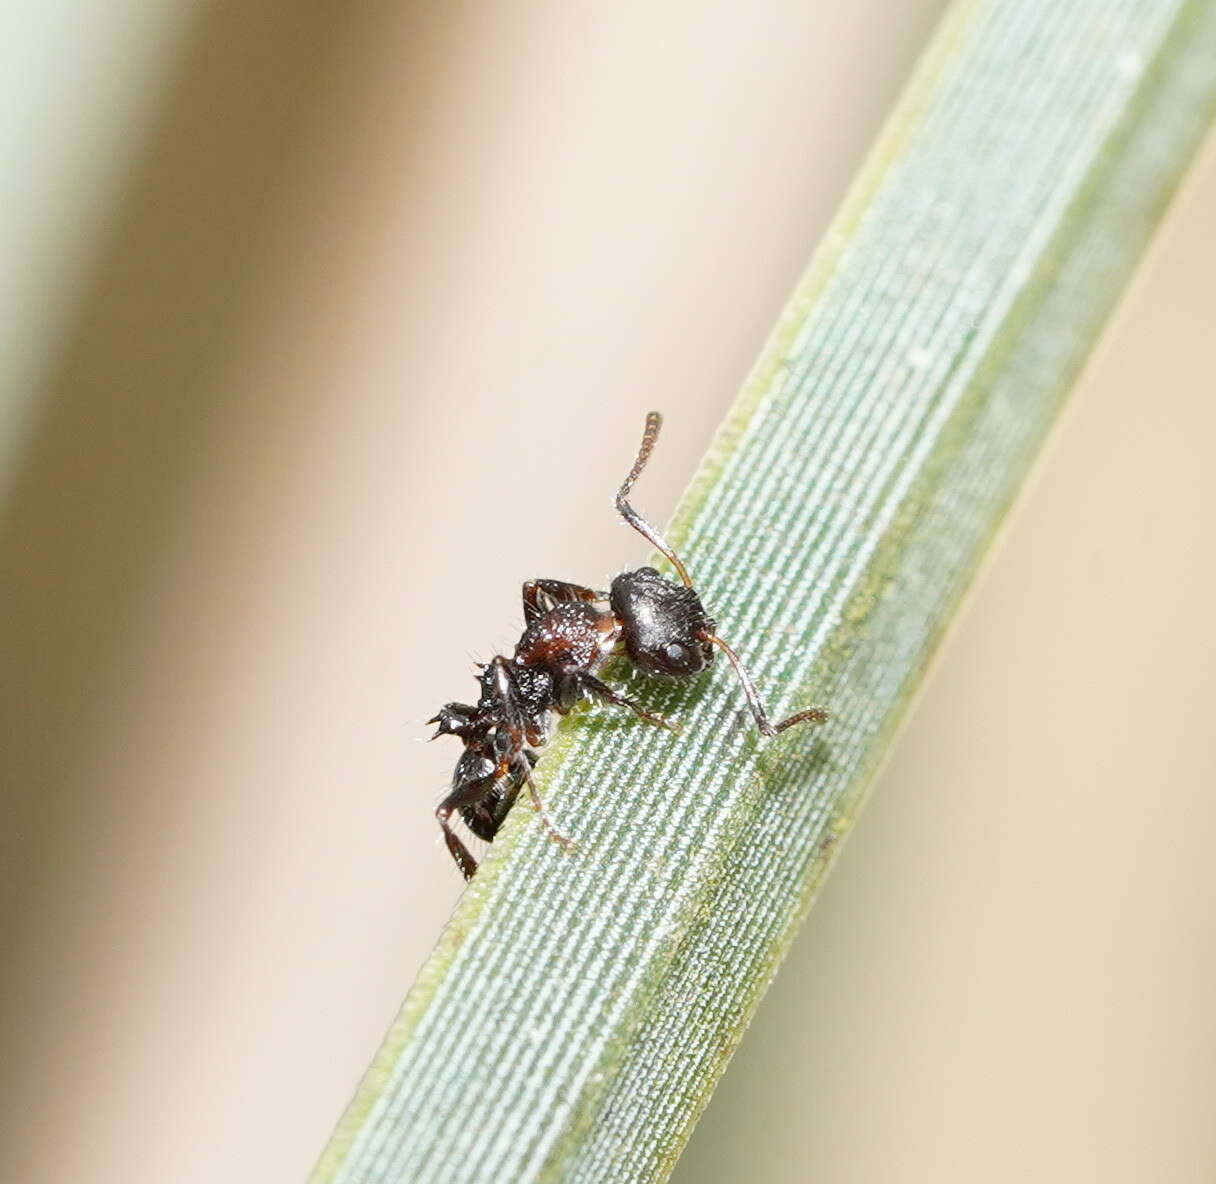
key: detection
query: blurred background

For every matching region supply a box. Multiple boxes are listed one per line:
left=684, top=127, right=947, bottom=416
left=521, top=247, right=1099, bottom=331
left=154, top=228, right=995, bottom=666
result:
left=2, top=2, right=1213, bottom=1182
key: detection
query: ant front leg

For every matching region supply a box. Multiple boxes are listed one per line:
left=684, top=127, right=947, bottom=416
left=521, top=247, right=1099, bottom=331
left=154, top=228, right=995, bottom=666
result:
left=698, top=631, right=828, bottom=737
left=574, top=672, right=680, bottom=732
left=521, top=579, right=605, bottom=623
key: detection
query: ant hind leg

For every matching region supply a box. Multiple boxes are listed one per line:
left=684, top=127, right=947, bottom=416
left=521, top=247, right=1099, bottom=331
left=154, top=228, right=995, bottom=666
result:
left=516, top=756, right=578, bottom=854
left=436, top=800, right=481, bottom=881
left=436, top=761, right=500, bottom=881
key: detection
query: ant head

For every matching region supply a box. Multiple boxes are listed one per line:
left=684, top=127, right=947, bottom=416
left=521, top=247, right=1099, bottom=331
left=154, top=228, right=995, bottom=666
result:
left=611, top=413, right=719, bottom=678
left=610, top=567, right=715, bottom=678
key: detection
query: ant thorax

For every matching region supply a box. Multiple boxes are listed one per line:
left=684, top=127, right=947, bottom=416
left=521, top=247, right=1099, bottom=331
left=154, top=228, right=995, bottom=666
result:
left=513, top=602, right=620, bottom=678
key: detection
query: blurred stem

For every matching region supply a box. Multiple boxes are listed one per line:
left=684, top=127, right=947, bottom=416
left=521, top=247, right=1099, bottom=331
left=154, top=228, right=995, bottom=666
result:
left=314, top=2, right=1216, bottom=1182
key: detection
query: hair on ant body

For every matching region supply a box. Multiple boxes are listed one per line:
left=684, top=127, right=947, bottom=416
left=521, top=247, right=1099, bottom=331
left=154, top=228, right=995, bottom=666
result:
left=428, top=412, right=827, bottom=880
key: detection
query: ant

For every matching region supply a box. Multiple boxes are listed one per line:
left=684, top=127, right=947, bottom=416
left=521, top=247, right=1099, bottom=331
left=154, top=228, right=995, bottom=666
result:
left=428, top=412, right=827, bottom=880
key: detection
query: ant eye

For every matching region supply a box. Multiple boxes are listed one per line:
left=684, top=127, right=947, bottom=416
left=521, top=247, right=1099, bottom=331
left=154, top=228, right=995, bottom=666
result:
left=664, top=642, right=687, bottom=664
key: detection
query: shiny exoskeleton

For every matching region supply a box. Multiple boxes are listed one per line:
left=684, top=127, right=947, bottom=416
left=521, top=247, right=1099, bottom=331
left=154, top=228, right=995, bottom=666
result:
left=428, top=412, right=827, bottom=879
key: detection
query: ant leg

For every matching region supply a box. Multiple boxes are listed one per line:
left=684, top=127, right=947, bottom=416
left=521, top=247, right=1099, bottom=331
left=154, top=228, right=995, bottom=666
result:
left=577, top=673, right=680, bottom=732
left=516, top=756, right=578, bottom=853
left=699, top=632, right=828, bottom=737
left=522, top=579, right=606, bottom=623
left=436, top=772, right=497, bottom=881
left=485, top=658, right=574, bottom=852
left=440, top=824, right=478, bottom=882
left=487, top=657, right=529, bottom=754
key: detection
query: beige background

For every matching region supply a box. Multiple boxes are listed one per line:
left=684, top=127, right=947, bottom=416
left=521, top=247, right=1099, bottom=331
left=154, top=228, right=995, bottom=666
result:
left=2, top=2, right=1213, bottom=1182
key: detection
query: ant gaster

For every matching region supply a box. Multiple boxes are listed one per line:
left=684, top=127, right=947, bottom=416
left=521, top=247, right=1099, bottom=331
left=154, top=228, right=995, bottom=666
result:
left=428, top=412, right=827, bottom=880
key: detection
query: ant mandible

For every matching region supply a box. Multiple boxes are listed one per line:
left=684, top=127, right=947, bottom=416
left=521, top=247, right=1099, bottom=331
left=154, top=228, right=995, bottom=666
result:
left=428, top=412, right=827, bottom=880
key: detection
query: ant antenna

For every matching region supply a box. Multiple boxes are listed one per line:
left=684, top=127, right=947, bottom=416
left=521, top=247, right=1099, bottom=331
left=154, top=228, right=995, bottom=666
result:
left=698, top=632, right=829, bottom=737
left=616, top=411, right=694, bottom=587
left=619, top=411, right=828, bottom=737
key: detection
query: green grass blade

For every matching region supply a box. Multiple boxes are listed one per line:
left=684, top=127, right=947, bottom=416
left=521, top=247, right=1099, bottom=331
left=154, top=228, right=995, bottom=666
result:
left=314, top=2, right=1216, bottom=1181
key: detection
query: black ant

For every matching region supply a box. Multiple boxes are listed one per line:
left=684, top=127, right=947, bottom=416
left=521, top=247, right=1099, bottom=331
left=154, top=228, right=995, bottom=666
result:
left=428, top=412, right=827, bottom=880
